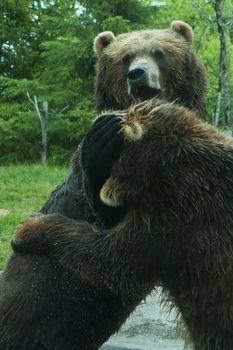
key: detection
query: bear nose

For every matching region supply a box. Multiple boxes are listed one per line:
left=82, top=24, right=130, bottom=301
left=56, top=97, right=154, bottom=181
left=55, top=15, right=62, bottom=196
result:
left=127, top=67, right=147, bottom=82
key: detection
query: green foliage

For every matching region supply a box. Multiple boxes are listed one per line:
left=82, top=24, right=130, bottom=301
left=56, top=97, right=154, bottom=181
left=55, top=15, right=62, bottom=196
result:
left=102, top=16, right=131, bottom=34
left=79, top=0, right=157, bottom=27
left=0, top=0, right=232, bottom=164
left=0, top=0, right=34, bottom=78
left=0, top=77, right=40, bottom=162
left=0, top=164, right=66, bottom=268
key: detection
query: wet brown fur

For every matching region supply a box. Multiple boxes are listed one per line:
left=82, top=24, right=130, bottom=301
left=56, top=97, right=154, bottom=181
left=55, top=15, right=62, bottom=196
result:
left=0, top=21, right=212, bottom=349
left=14, top=99, right=233, bottom=349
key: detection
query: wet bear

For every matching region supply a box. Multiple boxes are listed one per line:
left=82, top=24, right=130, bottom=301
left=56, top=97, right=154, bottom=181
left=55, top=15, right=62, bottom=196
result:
left=15, top=100, right=233, bottom=350
left=0, top=21, right=208, bottom=349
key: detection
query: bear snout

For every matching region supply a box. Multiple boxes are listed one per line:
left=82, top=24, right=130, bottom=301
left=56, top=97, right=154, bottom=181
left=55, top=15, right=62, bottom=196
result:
left=127, top=60, right=161, bottom=102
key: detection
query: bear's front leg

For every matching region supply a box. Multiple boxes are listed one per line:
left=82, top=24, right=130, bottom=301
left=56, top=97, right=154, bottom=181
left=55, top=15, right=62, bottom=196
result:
left=12, top=214, right=99, bottom=256
left=12, top=212, right=155, bottom=294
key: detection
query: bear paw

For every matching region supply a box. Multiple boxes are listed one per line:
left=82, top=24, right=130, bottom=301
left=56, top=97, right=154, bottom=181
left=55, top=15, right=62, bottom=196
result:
left=100, top=176, right=125, bottom=207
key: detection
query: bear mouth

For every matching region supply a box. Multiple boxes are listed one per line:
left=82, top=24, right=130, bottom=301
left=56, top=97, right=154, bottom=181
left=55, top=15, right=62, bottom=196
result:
left=130, top=85, right=161, bottom=101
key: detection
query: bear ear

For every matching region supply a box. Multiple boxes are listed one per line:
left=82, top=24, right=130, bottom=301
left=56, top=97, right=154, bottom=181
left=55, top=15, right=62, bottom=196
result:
left=171, top=20, right=194, bottom=43
left=94, top=31, right=115, bottom=56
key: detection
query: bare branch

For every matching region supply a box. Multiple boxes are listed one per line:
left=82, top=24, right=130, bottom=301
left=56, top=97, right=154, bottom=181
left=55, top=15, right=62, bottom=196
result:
left=33, top=95, right=42, bottom=122
left=27, top=92, right=48, bottom=165
left=57, top=105, right=69, bottom=117
left=51, top=105, right=69, bottom=117
left=27, top=92, right=69, bottom=164
left=26, top=92, right=35, bottom=106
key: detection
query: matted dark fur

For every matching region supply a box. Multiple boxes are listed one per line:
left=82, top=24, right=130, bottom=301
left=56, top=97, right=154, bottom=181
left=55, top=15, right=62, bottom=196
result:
left=14, top=100, right=233, bottom=350
left=0, top=21, right=210, bottom=349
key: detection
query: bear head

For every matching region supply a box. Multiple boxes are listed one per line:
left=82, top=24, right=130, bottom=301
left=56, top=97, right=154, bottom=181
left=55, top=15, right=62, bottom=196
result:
left=94, top=21, right=207, bottom=118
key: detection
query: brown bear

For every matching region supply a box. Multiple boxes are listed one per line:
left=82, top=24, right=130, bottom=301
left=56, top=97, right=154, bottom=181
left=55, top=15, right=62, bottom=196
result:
left=14, top=99, right=233, bottom=350
left=0, top=21, right=208, bottom=349
left=41, top=19, right=207, bottom=227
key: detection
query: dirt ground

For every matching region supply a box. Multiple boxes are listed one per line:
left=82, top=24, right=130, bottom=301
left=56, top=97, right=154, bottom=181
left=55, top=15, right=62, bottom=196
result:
left=101, top=288, right=192, bottom=350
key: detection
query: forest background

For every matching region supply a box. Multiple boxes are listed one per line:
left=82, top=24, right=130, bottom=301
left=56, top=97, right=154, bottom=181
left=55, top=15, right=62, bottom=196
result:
left=0, top=0, right=233, bottom=165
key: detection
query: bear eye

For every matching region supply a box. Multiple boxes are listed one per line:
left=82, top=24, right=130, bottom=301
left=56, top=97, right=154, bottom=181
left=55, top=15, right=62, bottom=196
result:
left=151, top=48, right=165, bottom=61
left=122, top=51, right=135, bottom=65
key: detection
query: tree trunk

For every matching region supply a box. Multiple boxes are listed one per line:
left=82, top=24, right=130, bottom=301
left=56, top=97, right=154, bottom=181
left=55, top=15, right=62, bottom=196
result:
left=27, top=93, right=48, bottom=165
left=40, top=101, right=48, bottom=166
left=213, top=68, right=222, bottom=127
left=214, top=0, right=232, bottom=135
left=40, top=119, right=47, bottom=165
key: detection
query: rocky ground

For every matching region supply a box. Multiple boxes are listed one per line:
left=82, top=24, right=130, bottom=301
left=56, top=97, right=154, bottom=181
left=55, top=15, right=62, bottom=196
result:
left=101, top=288, right=192, bottom=350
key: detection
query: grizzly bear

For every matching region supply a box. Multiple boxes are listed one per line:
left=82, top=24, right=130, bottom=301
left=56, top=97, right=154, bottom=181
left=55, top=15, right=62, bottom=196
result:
left=14, top=100, right=233, bottom=350
left=0, top=21, right=208, bottom=349
left=41, top=19, right=207, bottom=227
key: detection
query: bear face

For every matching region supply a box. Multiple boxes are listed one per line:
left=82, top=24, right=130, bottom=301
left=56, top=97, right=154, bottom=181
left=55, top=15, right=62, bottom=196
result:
left=94, top=21, right=207, bottom=118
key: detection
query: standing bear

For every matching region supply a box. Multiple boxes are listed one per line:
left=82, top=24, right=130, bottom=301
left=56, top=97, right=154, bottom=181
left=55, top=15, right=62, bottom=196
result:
left=15, top=99, right=233, bottom=350
left=41, top=19, right=207, bottom=227
left=0, top=21, right=207, bottom=349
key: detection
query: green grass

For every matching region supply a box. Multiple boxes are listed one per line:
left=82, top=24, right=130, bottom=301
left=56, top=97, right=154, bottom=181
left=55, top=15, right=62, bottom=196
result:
left=0, top=164, right=67, bottom=268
